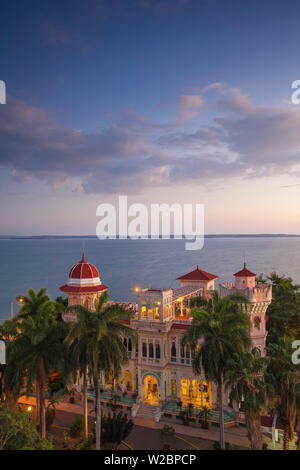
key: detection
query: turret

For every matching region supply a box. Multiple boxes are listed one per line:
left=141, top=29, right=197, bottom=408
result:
left=60, top=252, right=108, bottom=314
left=219, top=263, right=272, bottom=357
left=234, top=263, right=256, bottom=289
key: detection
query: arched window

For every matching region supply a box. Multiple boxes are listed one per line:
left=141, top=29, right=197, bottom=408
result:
left=142, top=342, right=147, bottom=357
left=128, top=338, right=132, bottom=352
left=149, top=342, right=154, bottom=358
left=123, top=337, right=128, bottom=348
left=186, top=345, right=190, bottom=359
left=254, top=316, right=261, bottom=329
left=141, top=306, right=147, bottom=319
left=171, top=342, right=176, bottom=358
left=156, top=342, right=160, bottom=359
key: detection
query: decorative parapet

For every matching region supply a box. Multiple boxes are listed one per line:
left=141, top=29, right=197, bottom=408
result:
left=219, top=282, right=272, bottom=303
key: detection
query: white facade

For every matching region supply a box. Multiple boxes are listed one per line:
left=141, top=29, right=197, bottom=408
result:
left=63, top=261, right=271, bottom=417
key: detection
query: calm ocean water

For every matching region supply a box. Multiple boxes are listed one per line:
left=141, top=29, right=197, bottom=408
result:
left=0, top=237, right=300, bottom=321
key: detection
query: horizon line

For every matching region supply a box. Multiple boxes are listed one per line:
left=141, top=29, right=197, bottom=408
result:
left=1, top=233, right=300, bottom=239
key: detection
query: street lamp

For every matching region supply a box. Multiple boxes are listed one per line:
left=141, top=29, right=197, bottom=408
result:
left=10, top=296, right=25, bottom=320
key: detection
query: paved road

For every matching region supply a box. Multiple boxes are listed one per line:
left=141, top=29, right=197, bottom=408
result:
left=52, top=409, right=199, bottom=450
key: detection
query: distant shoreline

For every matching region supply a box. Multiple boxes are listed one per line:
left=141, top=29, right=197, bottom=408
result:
left=0, top=234, right=300, bottom=240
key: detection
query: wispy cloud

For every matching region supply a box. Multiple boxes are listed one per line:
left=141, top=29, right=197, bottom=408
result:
left=2, top=85, right=300, bottom=195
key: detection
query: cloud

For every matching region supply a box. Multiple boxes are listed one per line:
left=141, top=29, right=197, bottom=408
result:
left=10, top=169, right=32, bottom=184
left=2, top=85, right=300, bottom=195
left=177, top=95, right=203, bottom=109
left=176, top=94, right=204, bottom=124
left=0, top=97, right=169, bottom=193
left=217, top=87, right=256, bottom=114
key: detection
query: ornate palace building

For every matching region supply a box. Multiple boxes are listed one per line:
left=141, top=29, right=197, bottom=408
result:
left=60, top=254, right=272, bottom=423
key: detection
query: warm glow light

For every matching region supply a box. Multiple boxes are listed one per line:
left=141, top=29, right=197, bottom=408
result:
left=177, top=298, right=182, bottom=302
left=134, top=287, right=140, bottom=293
left=17, top=297, right=24, bottom=303
left=27, top=406, right=32, bottom=412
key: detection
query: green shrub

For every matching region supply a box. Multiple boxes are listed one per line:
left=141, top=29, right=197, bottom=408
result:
left=69, top=415, right=83, bottom=438
left=179, top=404, right=194, bottom=425
left=101, top=412, right=133, bottom=449
left=0, top=407, right=52, bottom=450
left=72, top=438, right=93, bottom=450
left=213, top=441, right=231, bottom=450
left=160, top=425, right=175, bottom=448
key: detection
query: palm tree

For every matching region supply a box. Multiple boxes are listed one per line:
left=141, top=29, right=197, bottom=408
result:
left=65, top=291, right=136, bottom=450
left=4, top=314, right=68, bottom=438
left=225, top=348, right=271, bottom=449
left=267, top=338, right=300, bottom=450
left=13, top=288, right=59, bottom=418
left=17, top=288, right=54, bottom=320
left=182, top=291, right=251, bottom=449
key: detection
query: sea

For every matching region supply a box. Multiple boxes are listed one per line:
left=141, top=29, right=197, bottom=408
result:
left=0, top=236, right=300, bottom=322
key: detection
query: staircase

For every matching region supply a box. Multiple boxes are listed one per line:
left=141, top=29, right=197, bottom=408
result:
left=134, top=403, right=161, bottom=427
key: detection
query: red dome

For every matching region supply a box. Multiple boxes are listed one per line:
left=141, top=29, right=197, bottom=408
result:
left=69, top=253, right=99, bottom=279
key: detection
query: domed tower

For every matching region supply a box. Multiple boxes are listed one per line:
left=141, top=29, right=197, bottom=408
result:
left=60, top=252, right=108, bottom=313
left=234, top=263, right=256, bottom=289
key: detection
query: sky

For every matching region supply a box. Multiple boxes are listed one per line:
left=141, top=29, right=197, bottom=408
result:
left=1, top=0, right=300, bottom=235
